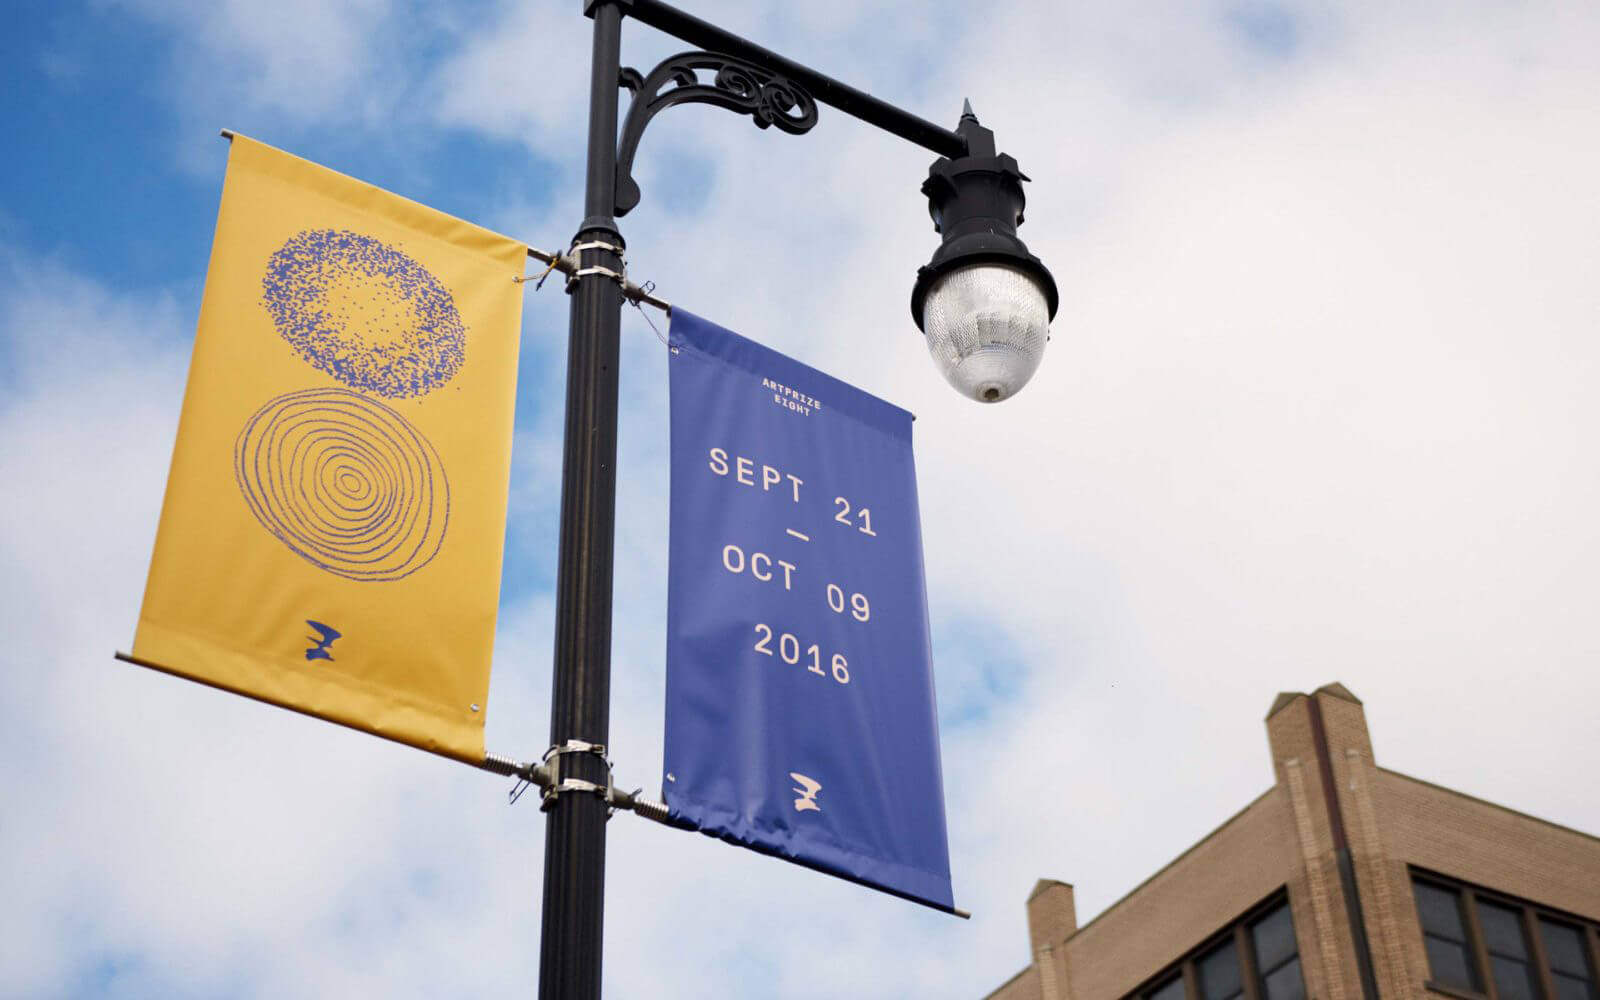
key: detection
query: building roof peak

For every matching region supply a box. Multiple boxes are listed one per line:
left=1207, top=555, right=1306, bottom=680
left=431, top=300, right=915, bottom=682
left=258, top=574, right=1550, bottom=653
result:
left=1028, top=878, right=1072, bottom=901
left=1266, top=681, right=1362, bottom=720
left=1315, top=681, right=1362, bottom=704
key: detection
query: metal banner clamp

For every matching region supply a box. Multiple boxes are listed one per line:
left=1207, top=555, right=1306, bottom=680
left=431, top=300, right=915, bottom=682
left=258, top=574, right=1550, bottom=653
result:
left=539, top=739, right=614, bottom=812
left=517, top=241, right=672, bottom=313
left=481, top=746, right=686, bottom=827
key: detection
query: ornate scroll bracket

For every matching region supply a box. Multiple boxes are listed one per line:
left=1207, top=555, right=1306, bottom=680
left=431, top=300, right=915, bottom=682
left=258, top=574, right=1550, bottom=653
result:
left=614, top=51, right=819, bottom=217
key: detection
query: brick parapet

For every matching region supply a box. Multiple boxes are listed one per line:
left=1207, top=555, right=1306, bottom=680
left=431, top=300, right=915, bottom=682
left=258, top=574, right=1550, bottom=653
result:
left=1266, top=691, right=1368, bottom=1000
left=1028, top=880, right=1078, bottom=954
left=1378, top=768, right=1600, bottom=922
left=1314, top=689, right=1421, bottom=998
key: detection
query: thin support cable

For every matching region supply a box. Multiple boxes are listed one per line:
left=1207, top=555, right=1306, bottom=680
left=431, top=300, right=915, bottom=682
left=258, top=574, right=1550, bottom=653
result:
left=630, top=282, right=674, bottom=351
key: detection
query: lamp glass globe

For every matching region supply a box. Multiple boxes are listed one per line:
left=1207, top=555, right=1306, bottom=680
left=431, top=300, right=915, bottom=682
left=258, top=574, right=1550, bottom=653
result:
left=920, top=264, right=1050, bottom=402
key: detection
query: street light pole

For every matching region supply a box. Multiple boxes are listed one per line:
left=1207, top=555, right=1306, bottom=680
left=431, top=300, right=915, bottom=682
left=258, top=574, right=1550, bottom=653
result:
left=540, top=2, right=625, bottom=996
left=540, top=1, right=1057, bottom=995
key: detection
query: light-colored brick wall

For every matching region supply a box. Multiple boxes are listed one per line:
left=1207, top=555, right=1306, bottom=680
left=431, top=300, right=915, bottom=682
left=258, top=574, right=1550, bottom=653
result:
left=1027, top=881, right=1079, bottom=1000
left=1029, top=880, right=1078, bottom=954
left=1057, top=788, right=1293, bottom=999
left=1379, top=767, right=1600, bottom=921
left=1350, top=767, right=1600, bottom=997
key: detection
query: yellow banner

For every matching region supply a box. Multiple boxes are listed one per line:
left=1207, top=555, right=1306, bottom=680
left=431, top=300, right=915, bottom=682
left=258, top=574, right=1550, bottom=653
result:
left=131, top=134, right=525, bottom=763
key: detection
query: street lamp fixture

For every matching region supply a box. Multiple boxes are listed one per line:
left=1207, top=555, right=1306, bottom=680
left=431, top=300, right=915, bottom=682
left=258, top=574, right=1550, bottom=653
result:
left=912, top=101, right=1059, bottom=402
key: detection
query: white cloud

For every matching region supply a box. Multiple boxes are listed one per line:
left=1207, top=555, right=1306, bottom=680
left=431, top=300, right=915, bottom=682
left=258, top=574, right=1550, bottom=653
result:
left=423, top=0, right=591, bottom=159
left=106, top=0, right=399, bottom=108
left=7, top=0, right=1600, bottom=997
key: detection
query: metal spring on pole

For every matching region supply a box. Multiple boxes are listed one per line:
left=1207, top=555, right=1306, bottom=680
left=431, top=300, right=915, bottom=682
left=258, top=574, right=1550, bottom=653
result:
left=621, top=794, right=675, bottom=825
left=480, top=753, right=527, bottom=777
left=607, top=787, right=691, bottom=829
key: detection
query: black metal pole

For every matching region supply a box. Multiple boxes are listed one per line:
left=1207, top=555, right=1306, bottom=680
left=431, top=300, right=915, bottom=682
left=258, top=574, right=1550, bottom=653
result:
left=539, top=0, right=626, bottom=996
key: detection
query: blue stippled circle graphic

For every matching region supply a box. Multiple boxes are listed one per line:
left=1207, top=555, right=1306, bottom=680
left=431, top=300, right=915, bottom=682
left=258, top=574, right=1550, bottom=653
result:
left=262, top=229, right=466, bottom=399
left=235, top=388, right=450, bottom=581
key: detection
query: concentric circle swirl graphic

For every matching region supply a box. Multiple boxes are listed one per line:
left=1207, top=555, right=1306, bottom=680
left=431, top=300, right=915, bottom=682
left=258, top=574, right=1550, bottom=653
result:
left=262, top=229, right=466, bottom=399
left=235, top=388, right=450, bottom=582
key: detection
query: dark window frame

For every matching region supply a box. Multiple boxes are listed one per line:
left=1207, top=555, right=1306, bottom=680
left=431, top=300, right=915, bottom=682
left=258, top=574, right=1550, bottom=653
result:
left=1411, top=868, right=1600, bottom=1000
left=1123, top=891, right=1304, bottom=1000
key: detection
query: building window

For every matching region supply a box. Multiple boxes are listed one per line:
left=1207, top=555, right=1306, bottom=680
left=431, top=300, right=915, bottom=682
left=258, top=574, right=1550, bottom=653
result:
left=1543, top=919, right=1600, bottom=1000
left=1251, top=900, right=1306, bottom=999
left=1129, top=894, right=1307, bottom=1000
left=1411, top=871, right=1600, bottom=1000
left=1417, top=879, right=1484, bottom=992
left=1147, top=975, right=1186, bottom=1000
left=1197, top=936, right=1244, bottom=1000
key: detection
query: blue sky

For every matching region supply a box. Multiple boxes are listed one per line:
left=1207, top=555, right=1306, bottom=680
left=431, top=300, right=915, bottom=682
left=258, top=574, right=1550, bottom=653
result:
left=4, top=1, right=1599, bottom=997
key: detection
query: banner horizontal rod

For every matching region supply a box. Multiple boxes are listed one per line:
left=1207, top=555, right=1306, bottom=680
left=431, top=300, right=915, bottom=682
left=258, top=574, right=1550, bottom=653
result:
left=608, top=786, right=693, bottom=828
left=524, top=246, right=672, bottom=314
left=480, top=752, right=537, bottom=778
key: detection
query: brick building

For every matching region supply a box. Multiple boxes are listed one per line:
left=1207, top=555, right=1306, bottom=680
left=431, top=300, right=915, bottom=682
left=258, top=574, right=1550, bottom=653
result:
left=984, top=683, right=1600, bottom=1000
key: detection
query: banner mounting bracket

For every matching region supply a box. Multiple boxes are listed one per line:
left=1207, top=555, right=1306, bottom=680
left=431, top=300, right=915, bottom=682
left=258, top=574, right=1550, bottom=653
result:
left=482, top=746, right=686, bottom=827
left=520, top=243, right=672, bottom=314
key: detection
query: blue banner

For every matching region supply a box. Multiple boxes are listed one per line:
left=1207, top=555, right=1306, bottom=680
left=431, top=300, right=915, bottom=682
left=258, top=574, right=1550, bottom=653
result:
left=663, top=309, right=955, bottom=913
